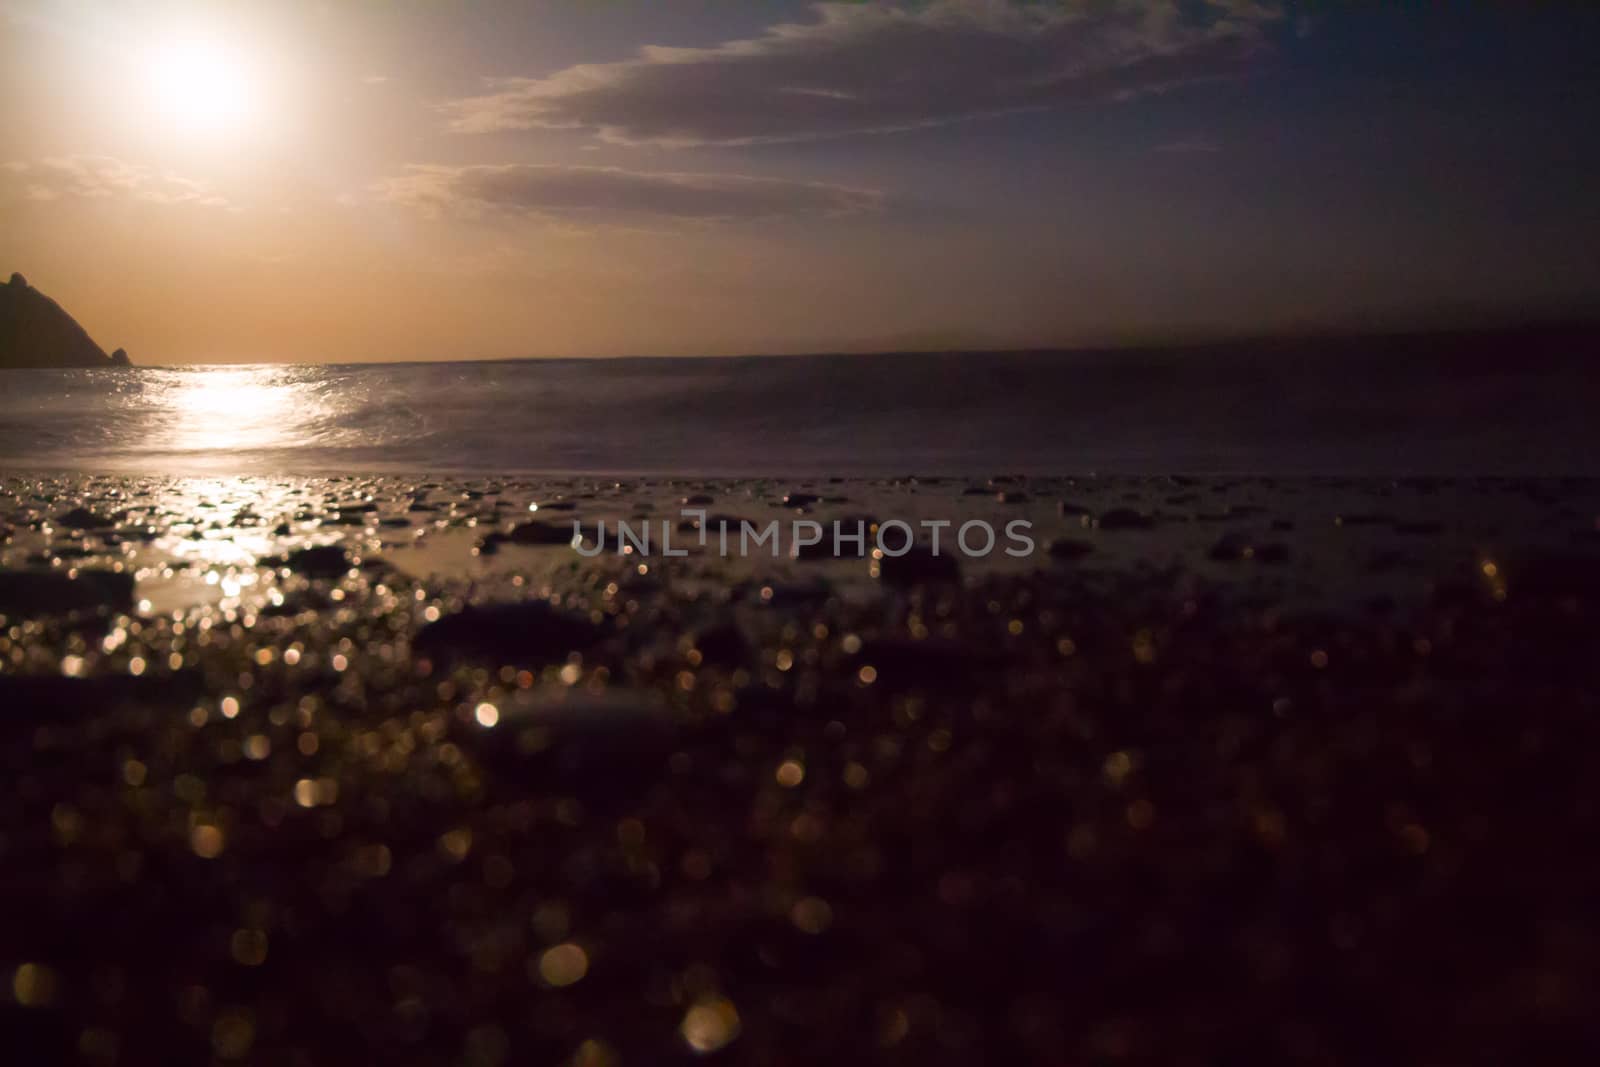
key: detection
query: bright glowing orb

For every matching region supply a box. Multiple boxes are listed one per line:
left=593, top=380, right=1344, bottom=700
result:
left=144, top=31, right=262, bottom=134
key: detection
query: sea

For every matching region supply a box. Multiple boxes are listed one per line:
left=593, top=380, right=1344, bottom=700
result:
left=2, top=340, right=1597, bottom=476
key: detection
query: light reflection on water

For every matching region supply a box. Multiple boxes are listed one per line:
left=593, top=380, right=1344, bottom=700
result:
left=0, top=362, right=444, bottom=473
left=155, top=365, right=335, bottom=456
left=8, top=353, right=1591, bottom=476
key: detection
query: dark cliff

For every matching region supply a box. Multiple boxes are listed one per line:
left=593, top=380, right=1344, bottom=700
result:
left=0, top=273, right=130, bottom=369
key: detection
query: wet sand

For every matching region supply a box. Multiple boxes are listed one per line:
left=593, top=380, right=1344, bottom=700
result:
left=3, top=473, right=1599, bottom=1064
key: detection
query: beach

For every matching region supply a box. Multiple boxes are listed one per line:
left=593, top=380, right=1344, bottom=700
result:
left=3, top=471, right=1598, bottom=1063
left=8, top=0, right=1600, bottom=1058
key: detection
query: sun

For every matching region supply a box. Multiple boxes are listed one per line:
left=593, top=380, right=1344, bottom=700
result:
left=144, top=30, right=262, bottom=135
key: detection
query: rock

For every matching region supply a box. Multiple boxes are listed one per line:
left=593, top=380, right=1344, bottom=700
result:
left=997, top=491, right=1030, bottom=504
left=56, top=506, right=114, bottom=529
left=682, top=493, right=715, bottom=506
left=285, top=545, right=350, bottom=578
left=110, top=347, right=131, bottom=366
left=1, top=273, right=126, bottom=369
left=1048, top=538, right=1094, bottom=561
left=0, top=569, right=135, bottom=616
left=782, top=493, right=821, bottom=508
left=414, top=601, right=604, bottom=666
left=875, top=545, right=960, bottom=587
left=508, top=520, right=577, bottom=546
left=1058, top=501, right=1094, bottom=517
left=1097, top=508, right=1154, bottom=530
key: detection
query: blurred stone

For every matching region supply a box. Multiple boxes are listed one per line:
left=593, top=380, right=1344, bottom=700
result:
left=875, top=545, right=960, bottom=587
left=285, top=545, right=350, bottom=578
left=414, top=600, right=603, bottom=665
left=0, top=568, right=134, bottom=616
left=1098, top=508, right=1154, bottom=530
left=56, top=507, right=114, bottom=529
left=1048, top=538, right=1094, bottom=561
left=508, top=520, right=576, bottom=545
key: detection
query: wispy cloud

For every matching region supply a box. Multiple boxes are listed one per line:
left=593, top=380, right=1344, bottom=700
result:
left=1, top=155, right=230, bottom=207
left=444, top=0, right=1282, bottom=147
left=374, top=164, right=883, bottom=223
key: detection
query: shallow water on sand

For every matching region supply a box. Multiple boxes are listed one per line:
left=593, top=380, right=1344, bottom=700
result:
left=4, top=472, right=1596, bottom=617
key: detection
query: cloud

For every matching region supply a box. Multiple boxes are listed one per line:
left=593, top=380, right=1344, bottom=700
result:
left=443, top=0, right=1283, bottom=146
left=1, top=156, right=230, bottom=207
left=374, top=164, right=883, bottom=223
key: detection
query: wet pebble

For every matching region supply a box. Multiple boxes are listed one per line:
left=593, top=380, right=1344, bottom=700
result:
left=508, top=520, right=577, bottom=546
left=0, top=568, right=134, bottom=616
left=285, top=544, right=350, bottom=578
left=414, top=600, right=604, bottom=666
left=875, top=545, right=961, bottom=587
left=55, top=506, right=114, bottom=529
left=1048, top=538, right=1095, bottom=561
left=1098, top=507, right=1154, bottom=530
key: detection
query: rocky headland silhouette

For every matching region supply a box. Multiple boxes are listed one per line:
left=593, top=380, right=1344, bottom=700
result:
left=0, top=272, right=130, bottom=369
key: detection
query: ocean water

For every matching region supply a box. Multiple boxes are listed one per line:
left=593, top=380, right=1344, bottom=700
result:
left=1, top=344, right=1597, bottom=475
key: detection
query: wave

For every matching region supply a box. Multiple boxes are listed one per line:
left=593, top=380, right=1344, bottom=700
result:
left=2, top=333, right=1598, bottom=475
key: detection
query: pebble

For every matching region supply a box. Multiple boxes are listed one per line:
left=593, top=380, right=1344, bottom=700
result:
left=508, top=520, right=577, bottom=545
left=285, top=545, right=350, bottom=578
left=1098, top=507, right=1154, bottom=530
left=55, top=506, right=114, bottom=529
left=1048, top=538, right=1095, bottom=561
left=414, top=600, right=604, bottom=665
left=0, top=568, right=134, bottom=615
left=874, top=545, right=961, bottom=587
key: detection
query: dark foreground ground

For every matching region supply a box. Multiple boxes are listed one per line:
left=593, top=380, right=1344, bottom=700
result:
left=2, top=473, right=1598, bottom=1065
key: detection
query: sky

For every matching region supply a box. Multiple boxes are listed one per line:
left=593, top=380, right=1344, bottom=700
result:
left=1, top=0, right=1597, bottom=364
